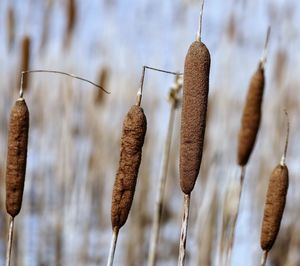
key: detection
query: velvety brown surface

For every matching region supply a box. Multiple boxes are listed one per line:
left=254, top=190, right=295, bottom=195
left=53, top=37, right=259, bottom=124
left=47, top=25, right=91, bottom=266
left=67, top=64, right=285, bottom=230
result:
left=237, top=64, right=265, bottom=166
left=111, top=105, right=147, bottom=228
left=6, top=99, right=29, bottom=217
left=180, top=40, right=210, bottom=194
left=260, top=165, right=289, bottom=251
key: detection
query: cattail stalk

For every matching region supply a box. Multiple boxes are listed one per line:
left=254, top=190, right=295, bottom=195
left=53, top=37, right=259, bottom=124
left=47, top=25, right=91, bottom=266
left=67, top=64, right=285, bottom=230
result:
left=178, top=194, right=191, bottom=266
left=108, top=66, right=181, bottom=266
left=148, top=76, right=182, bottom=266
left=227, top=27, right=271, bottom=265
left=179, top=1, right=210, bottom=264
left=107, top=227, right=119, bottom=266
left=19, top=36, right=31, bottom=91
left=260, top=111, right=290, bottom=265
left=5, top=217, right=14, bottom=266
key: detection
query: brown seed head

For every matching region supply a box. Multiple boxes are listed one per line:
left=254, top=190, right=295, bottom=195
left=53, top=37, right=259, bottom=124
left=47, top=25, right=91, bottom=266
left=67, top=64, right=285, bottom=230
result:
left=237, top=64, right=265, bottom=166
left=6, top=99, right=29, bottom=217
left=180, top=40, right=210, bottom=194
left=260, top=164, right=289, bottom=251
left=111, top=105, right=147, bottom=228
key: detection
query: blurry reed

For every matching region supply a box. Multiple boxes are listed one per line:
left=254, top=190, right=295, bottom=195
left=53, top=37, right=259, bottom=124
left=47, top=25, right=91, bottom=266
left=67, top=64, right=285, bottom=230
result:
left=19, top=36, right=31, bottom=91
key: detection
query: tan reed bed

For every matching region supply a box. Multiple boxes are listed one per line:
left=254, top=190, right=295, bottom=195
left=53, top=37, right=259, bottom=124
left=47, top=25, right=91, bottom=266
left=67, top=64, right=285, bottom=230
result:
left=147, top=75, right=182, bottom=266
left=226, top=26, right=271, bottom=266
left=107, top=66, right=182, bottom=266
left=178, top=1, right=210, bottom=265
left=260, top=111, right=290, bottom=266
left=5, top=90, right=29, bottom=266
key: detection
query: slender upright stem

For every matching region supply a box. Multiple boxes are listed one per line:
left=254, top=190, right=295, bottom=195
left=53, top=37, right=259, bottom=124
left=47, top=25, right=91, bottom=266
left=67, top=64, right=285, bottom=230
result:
left=226, top=166, right=246, bottom=266
left=147, top=85, right=179, bottom=266
left=107, top=227, right=120, bottom=266
left=280, top=110, right=289, bottom=166
left=178, top=194, right=191, bottom=266
left=196, top=0, right=205, bottom=42
left=260, top=26, right=271, bottom=68
left=6, top=217, right=14, bottom=266
left=261, top=250, right=268, bottom=266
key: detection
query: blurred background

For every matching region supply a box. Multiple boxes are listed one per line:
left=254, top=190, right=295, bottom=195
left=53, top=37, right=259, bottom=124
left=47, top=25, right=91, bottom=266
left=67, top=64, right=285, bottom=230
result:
left=0, top=0, right=300, bottom=265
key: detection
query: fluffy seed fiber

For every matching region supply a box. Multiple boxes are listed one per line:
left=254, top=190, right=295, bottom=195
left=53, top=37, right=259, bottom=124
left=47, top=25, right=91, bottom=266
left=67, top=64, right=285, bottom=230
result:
left=111, top=105, right=147, bottom=228
left=6, top=99, right=29, bottom=217
left=237, top=64, right=265, bottom=166
left=180, top=40, right=210, bottom=194
left=260, top=164, right=289, bottom=251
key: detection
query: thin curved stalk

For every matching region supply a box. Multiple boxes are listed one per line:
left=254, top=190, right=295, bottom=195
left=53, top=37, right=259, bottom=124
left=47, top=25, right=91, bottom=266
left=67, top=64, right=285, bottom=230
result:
left=6, top=217, right=14, bottom=266
left=107, top=227, right=119, bottom=266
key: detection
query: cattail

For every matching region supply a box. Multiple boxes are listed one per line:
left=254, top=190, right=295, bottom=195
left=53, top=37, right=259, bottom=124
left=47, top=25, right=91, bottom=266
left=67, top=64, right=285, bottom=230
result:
left=6, top=98, right=29, bottom=217
left=180, top=40, right=210, bottom=194
left=226, top=27, right=271, bottom=266
left=111, top=105, right=147, bottom=229
left=260, top=111, right=290, bottom=266
left=19, top=36, right=31, bottom=91
left=5, top=97, right=29, bottom=266
left=178, top=1, right=210, bottom=265
left=237, top=63, right=265, bottom=166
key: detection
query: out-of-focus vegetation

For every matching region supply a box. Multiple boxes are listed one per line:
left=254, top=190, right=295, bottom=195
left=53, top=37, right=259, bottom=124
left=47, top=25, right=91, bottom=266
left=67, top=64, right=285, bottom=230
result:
left=0, top=0, right=300, bottom=265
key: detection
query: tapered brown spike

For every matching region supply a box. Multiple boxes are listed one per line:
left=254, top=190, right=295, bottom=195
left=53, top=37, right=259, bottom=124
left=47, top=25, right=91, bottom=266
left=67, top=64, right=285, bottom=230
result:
left=237, top=63, right=265, bottom=166
left=180, top=40, right=210, bottom=194
left=6, top=99, right=29, bottom=217
left=260, top=164, right=289, bottom=251
left=111, top=105, right=147, bottom=229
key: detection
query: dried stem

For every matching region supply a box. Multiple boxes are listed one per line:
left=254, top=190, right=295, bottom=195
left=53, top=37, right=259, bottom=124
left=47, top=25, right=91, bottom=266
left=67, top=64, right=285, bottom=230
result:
left=136, top=65, right=183, bottom=106
left=280, top=110, right=289, bottom=166
left=196, top=0, right=205, bottom=41
left=19, top=69, right=110, bottom=98
left=260, top=26, right=271, bottom=68
left=147, top=77, right=182, bottom=266
left=226, top=166, right=246, bottom=266
left=5, top=217, right=14, bottom=266
left=261, top=250, right=269, bottom=266
left=107, top=227, right=119, bottom=266
left=178, top=194, right=191, bottom=266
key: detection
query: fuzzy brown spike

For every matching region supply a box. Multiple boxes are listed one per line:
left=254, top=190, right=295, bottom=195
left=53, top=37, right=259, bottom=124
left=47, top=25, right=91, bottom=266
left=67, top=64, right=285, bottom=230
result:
left=237, top=63, right=265, bottom=166
left=260, top=164, right=289, bottom=251
left=180, top=40, right=210, bottom=194
left=111, top=105, right=147, bottom=228
left=6, top=99, right=29, bottom=217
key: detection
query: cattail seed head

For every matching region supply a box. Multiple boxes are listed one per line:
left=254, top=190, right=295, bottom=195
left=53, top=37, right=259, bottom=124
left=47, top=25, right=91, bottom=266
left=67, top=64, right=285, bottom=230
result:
left=237, top=63, right=265, bottom=166
left=111, top=105, right=147, bottom=229
left=260, top=164, right=289, bottom=251
left=180, top=40, right=210, bottom=194
left=6, top=99, right=29, bottom=217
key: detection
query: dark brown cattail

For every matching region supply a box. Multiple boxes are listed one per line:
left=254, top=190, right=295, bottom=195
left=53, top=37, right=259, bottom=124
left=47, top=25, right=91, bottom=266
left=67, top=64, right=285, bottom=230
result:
left=20, top=36, right=31, bottom=90
left=237, top=63, right=265, bottom=166
left=6, top=98, right=29, bottom=217
left=180, top=40, right=210, bottom=194
left=260, top=110, right=290, bottom=256
left=111, top=105, right=147, bottom=229
left=260, top=164, right=289, bottom=251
